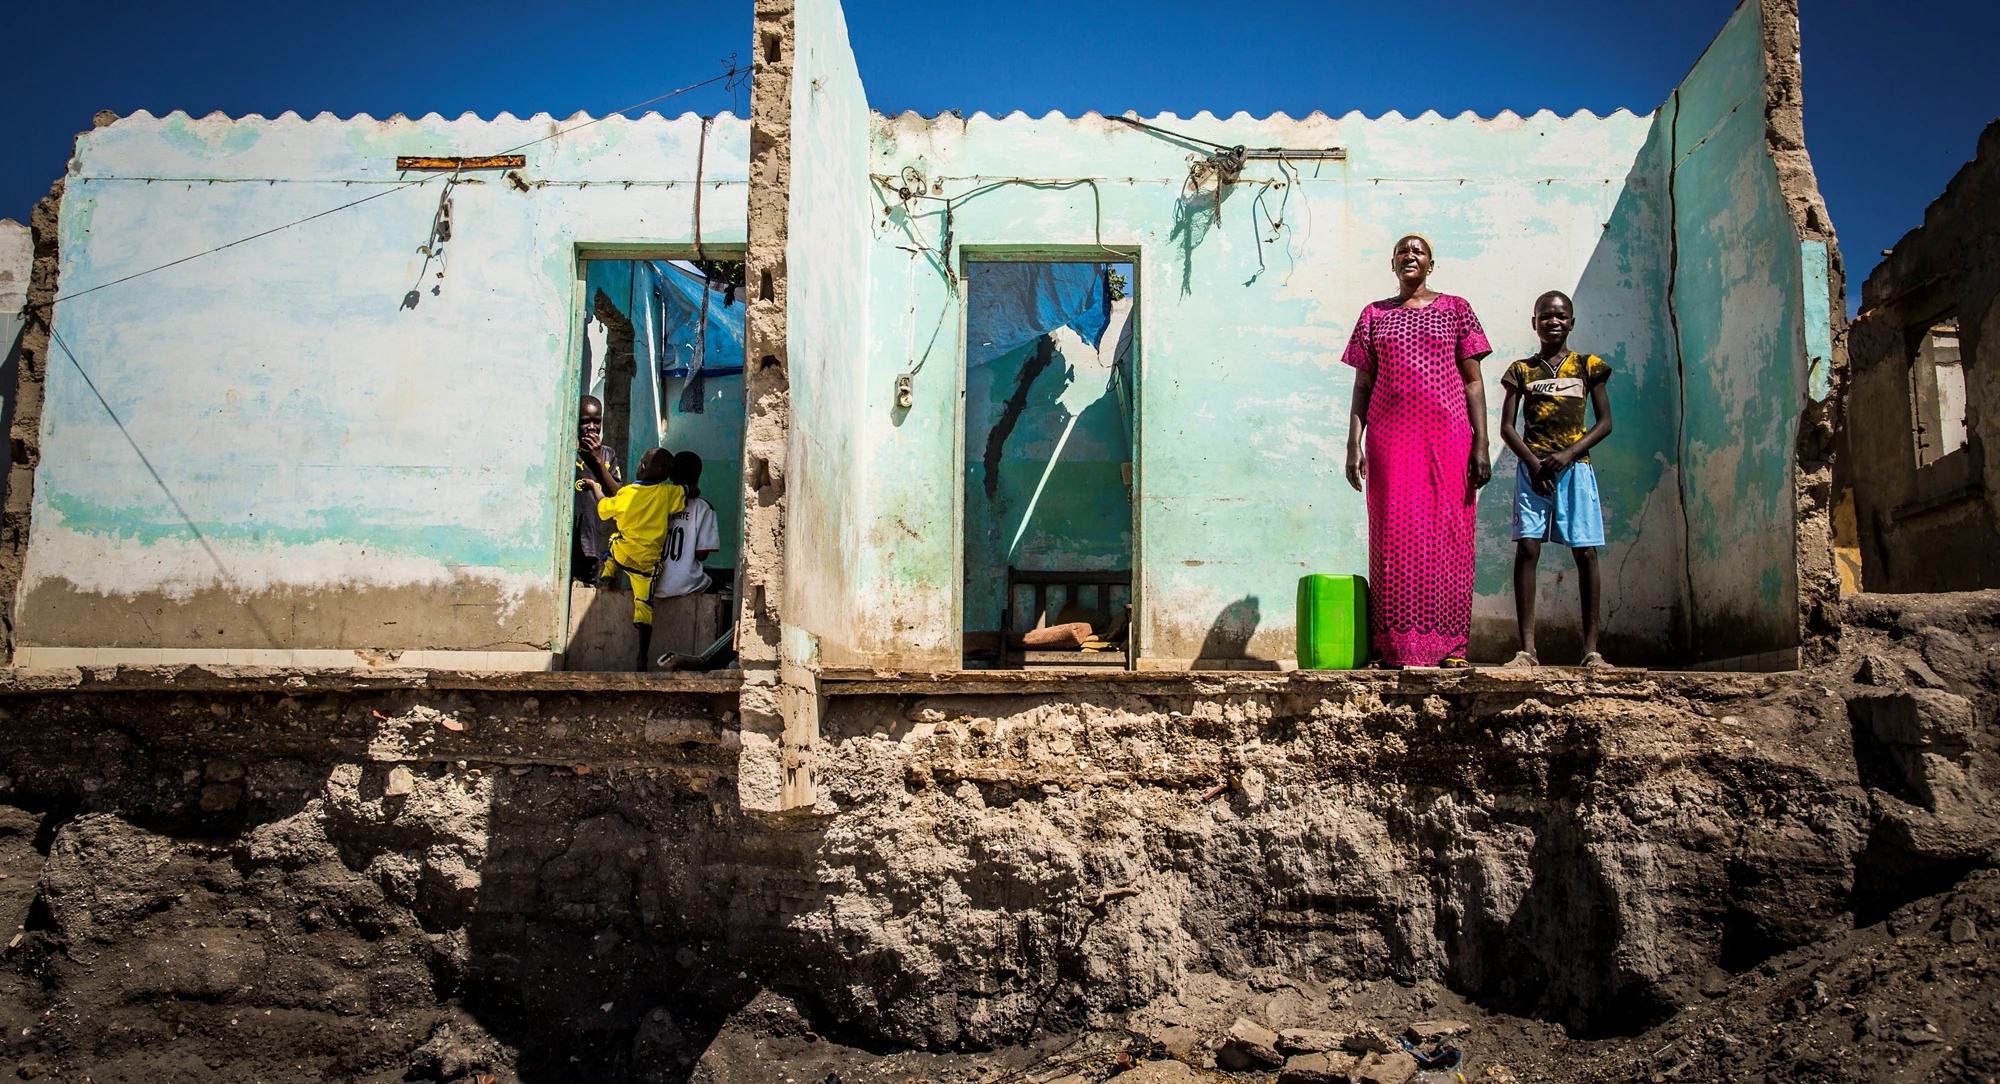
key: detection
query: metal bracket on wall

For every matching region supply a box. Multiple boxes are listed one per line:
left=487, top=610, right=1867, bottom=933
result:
left=396, top=155, right=527, bottom=171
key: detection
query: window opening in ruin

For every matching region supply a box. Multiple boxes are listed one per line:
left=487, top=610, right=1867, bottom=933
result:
left=1911, top=316, right=1967, bottom=469
left=961, top=260, right=1136, bottom=670
left=566, top=257, right=745, bottom=673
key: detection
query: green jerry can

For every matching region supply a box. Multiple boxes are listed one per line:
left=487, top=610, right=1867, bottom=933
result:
left=1296, top=574, right=1370, bottom=670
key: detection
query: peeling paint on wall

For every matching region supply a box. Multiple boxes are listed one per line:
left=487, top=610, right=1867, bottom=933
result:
left=783, top=0, right=876, bottom=670
left=1668, top=0, right=1807, bottom=664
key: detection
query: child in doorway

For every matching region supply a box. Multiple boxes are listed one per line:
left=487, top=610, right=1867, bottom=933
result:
left=580, top=447, right=686, bottom=671
left=654, top=451, right=721, bottom=601
left=1498, top=290, right=1614, bottom=667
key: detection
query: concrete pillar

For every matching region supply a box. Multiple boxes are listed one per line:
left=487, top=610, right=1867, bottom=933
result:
left=737, top=0, right=817, bottom=812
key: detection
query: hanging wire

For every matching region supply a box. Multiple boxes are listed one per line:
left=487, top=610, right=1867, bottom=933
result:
left=38, top=62, right=746, bottom=312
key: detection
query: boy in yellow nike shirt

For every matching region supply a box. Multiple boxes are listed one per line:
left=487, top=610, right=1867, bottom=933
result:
left=580, top=448, right=686, bottom=671
left=1498, top=290, right=1614, bottom=668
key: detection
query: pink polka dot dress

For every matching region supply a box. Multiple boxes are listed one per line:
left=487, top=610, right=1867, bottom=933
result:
left=1340, top=294, right=1493, bottom=666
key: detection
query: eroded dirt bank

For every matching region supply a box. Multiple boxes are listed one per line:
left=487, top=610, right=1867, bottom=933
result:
left=0, top=592, right=1992, bottom=1082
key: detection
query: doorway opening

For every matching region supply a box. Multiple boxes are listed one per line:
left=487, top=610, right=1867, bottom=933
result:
left=960, top=260, right=1136, bottom=669
left=1910, top=316, right=1967, bottom=469
left=565, top=257, right=745, bottom=672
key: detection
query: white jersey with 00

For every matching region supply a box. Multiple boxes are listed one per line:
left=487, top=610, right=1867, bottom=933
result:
left=653, top=497, right=720, bottom=599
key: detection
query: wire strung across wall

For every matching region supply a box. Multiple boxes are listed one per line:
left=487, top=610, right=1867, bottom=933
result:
left=873, top=170, right=1132, bottom=386
left=35, top=62, right=747, bottom=313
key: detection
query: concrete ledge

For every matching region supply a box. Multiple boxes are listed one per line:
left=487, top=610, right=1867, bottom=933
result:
left=0, top=665, right=744, bottom=695
left=13, top=647, right=560, bottom=671
left=817, top=665, right=1784, bottom=697
left=1682, top=648, right=1801, bottom=673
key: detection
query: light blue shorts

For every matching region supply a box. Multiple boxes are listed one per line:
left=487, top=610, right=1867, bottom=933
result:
left=1513, top=460, right=1605, bottom=549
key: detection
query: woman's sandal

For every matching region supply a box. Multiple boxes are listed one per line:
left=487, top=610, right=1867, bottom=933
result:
left=1438, top=656, right=1474, bottom=669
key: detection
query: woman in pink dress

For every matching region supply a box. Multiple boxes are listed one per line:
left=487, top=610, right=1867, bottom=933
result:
left=1341, top=234, right=1494, bottom=667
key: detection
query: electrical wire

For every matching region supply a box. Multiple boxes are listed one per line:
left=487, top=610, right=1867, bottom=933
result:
left=490, top=64, right=746, bottom=158
left=38, top=63, right=746, bottom=312
left=1107, top=115, right=1237, bottom=153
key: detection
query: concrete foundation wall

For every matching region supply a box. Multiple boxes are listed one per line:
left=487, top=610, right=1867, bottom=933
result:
left=0, top=219, right=26, bottom=534
left=17, top=111, right=748, bottom=660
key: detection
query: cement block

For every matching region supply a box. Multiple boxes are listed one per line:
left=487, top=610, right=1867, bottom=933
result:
left=1352, top=1050, right=1419, bottom=1084
left=1278, top=1051, right=1359, bottom=1083
left=1851, top=689, right=1975, bottom=748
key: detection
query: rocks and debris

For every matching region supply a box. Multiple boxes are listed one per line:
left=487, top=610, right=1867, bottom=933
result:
left=1139, top=1023, right=1201, bottom=1059
left=1113, top=1061, right=1198, bottom=1084
left=383, top=764, right=416, bottom=796
left=1404, top=1019, right=1469, bottom=1042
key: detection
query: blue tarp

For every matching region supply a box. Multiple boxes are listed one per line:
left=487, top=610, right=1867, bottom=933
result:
left=656, top=261, right=745, bottom=377
left=965, top=262, right=1110, bottom=370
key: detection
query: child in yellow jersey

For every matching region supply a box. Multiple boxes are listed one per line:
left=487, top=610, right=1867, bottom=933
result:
left=580, top=448, right=687, bottom=671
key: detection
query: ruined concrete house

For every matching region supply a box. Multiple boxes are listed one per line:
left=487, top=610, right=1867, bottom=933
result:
left=9, top=1, right=1989, bottom=1082
left=1842, top=119, right=2000, bottom=593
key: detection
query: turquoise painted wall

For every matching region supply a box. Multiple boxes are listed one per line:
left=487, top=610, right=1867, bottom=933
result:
left=783, top=0, right=877, bottom=667
left=1667, top=1, right=1805, bottom=661
left=856, top=108, right=1685, bottom=667
left=24, top=109, right=746, bottom=653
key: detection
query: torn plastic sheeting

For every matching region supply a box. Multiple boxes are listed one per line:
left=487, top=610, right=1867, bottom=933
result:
left=966, top=262, right=1110, bottom=371
left=657, top=261, right=746, bottom=377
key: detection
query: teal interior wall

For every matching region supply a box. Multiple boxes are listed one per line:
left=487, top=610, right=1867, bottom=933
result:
left=961, top=265, right=1134, bottom=633
left=661, top=372, right=744, bottom=573
left=21, top=110, right=747, bottom=656
left=1666, top=0, right=1805, bottom=662
left=782, top=0, right=877, bottom=667
left=583, top=259, right=665, bottom=482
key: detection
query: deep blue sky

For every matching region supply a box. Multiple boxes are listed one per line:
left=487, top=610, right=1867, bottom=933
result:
left=7, top=1, right=1996, bottom=313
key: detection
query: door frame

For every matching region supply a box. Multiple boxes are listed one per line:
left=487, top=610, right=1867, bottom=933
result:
left=953, top=246, right=1144, bottom=669
left=554, top=245, right=747, bottom=656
